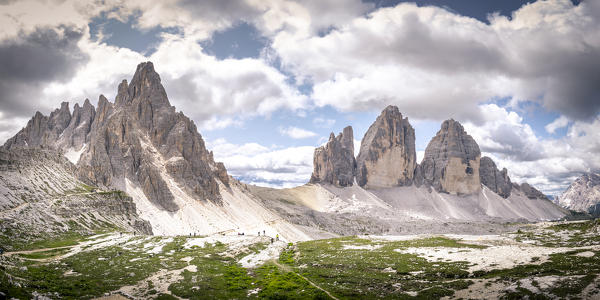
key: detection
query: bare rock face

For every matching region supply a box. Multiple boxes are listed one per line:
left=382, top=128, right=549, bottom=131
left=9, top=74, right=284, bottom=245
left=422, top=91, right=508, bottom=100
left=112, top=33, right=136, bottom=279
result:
left=558, top=172, right=600, bottom=214
left=310, top=126, right=356, bottom=187
left=356, top=106, right=416, bottom=188
left=516, top=182, right=548, bottom=200
left=421, top=119, right=481, bottom=195
left=4, top=102, right=71, bottom=149
left=57, top=98, right=95, bottom=149
left=3, top=61, right=230, bottom=213
left=79, top=62, right=224, bottom=211
left=479, top=156, right=512, bottom=198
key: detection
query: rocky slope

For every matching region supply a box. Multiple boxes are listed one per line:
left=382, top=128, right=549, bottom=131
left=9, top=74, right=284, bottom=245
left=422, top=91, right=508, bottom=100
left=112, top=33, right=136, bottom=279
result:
left=356, top=106, right=417, bottom=188
left=0, top=148, right=151, bottom=249
left=558, top=172, right=600, bottom=215
left=310, top=126, right=356, bottom=187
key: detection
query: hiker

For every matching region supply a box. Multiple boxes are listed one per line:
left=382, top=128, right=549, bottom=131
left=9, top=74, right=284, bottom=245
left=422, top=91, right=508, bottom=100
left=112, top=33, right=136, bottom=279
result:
left=276, top=234, right=279, bottom=241
left=258, top=231, right=260, bottom=236
left=263, top=230, right=265, bottom=235
left=270, top=237, right=274, bottom=244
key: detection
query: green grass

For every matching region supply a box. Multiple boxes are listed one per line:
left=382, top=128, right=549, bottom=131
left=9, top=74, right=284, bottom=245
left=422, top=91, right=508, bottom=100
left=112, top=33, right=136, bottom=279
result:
left=17, top=248, right=71, bottom=260
left=3, top=225, right=600, bottom=299
left=284, top=236, right=476, bottom=299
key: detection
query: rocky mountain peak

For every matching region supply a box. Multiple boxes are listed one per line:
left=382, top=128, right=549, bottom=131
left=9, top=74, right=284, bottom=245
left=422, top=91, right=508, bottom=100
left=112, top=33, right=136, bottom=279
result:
left=4, top=61, right=229, bottom=213
left=479, top=156, right=512, bottom=198
left=115, top=80, right=130, bottom=106
left=310, top=126, right=356, bottom=187
left=421, top=119, right=481, bottom=194
left=128, top=61, right=170, bottom=108
left=558, top=172, right=600, bottom=215
left=356, top=105, right=416, bottom=188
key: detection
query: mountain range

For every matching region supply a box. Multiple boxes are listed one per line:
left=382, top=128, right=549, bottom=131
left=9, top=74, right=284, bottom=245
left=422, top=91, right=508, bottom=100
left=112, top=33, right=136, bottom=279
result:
left=0, top=62, right=571, bottom=242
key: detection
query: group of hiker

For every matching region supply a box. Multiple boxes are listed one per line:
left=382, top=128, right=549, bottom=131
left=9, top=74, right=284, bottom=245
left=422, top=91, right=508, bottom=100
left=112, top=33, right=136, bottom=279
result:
left=235, top=230, right=280, bottom=243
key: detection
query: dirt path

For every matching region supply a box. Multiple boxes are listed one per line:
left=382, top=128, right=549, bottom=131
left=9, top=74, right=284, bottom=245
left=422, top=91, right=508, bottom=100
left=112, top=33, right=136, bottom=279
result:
left=272, top=260, right=340, bottom=300
left=2, top=245, right=74, bottom=257
left=0, top=202, right=30, bottom=217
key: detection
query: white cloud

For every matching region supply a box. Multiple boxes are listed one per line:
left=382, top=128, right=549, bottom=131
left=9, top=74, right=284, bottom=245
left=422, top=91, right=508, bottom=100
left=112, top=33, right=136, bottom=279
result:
left=150, top=34, right=309, bottom=123
left=207, top=138, right=314, bottom=188
left=545, top=116, right=569, bottom=134
left=271, top=0, right=600, bottom=121
left=464, top=104, right=600, bottom=195
left=278, top=126, right=318, bottom=139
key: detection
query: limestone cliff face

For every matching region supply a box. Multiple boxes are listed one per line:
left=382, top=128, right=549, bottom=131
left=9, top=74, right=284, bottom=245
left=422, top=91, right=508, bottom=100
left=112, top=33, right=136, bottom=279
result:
left=479, top=156, right=512, bottom=198
left=79, top=62, right=225, bottom=211
left=57, top=99, right=95, bottom=149
left=356, top=106, right=416, bottom=188
left=310, top=126, right=356, bottom=187
left=3, top=62, right=229, bottom=212
left=421, top=119, right=481, bottom=195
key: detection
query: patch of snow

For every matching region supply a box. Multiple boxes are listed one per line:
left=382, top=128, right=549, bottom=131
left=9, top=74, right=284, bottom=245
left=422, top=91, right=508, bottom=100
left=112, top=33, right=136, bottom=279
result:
left=64, top=143, right=87, bottom=164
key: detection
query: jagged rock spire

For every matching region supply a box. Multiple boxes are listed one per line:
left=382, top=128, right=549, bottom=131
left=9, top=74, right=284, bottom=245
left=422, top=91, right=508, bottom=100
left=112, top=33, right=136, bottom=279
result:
left=479, top=156, right=512, bottom=198
left=356, top=105, right=417, bottom=188
left=310, top=126, right=356, bottom=187
left=421, top=119, right=481, bottom=195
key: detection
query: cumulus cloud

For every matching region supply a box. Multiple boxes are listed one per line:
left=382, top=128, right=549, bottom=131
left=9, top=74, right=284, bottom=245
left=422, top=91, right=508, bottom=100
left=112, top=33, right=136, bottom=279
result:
left=207, top=138, right=314, bottom=188
left=464, top=104, right=600, bottom=195
left=278, top=126, right=318, bottom=139
left=149, top=34, right=309, bottom=124
left=271, top=0, right=600, bottom=121
left=545, top=116, right=569, bottom=134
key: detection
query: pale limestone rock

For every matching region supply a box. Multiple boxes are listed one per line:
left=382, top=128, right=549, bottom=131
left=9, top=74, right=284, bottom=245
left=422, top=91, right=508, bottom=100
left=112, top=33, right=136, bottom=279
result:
left=421, top=119, right=481, bottom=195
left=310, top=126, right=356, bottom=187
left=356, top=106, right=416, bottom=188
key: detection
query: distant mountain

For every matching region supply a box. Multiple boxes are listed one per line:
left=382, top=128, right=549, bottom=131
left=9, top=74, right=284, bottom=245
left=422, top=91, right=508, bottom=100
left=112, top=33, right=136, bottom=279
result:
left=558, top=172, right=600, bottom=216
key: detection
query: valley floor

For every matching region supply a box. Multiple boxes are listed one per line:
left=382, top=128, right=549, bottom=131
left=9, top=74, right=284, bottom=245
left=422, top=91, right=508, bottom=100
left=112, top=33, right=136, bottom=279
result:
left=2, top=220, right=600, bottom=299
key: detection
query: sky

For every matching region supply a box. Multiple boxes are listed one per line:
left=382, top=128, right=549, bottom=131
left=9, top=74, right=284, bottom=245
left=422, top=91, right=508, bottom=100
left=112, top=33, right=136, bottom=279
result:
left=0, top=0, right=599, bottom=196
